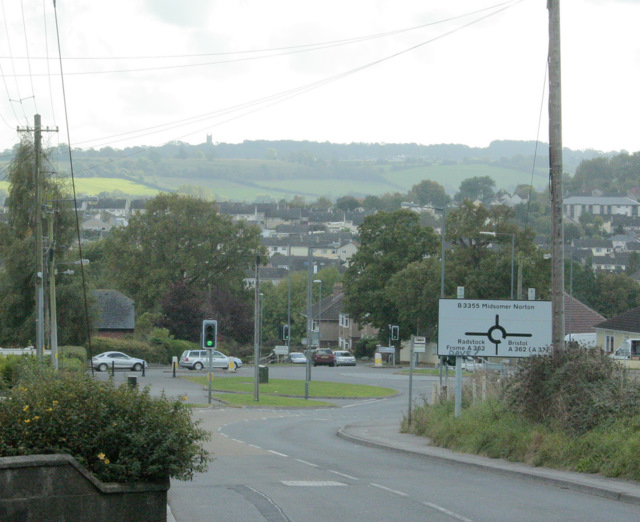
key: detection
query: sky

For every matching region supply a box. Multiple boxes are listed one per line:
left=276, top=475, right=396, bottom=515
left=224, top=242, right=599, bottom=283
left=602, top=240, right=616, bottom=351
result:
left=0, top=0, right=639, bottom=154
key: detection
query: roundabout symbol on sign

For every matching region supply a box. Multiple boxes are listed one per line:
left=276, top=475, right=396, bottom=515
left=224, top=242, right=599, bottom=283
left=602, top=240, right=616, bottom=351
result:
left=465, top=314, right=532, bottom=355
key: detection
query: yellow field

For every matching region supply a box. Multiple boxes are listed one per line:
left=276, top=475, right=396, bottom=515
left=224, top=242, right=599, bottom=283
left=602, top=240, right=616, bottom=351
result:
left=0, top=179, right=160, bottom=197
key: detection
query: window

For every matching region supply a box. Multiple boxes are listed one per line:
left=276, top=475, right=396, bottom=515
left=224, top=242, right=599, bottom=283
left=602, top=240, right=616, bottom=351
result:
left=312, top=320, right=319, bottom=332
left=605, top=335, right=615, bottom=353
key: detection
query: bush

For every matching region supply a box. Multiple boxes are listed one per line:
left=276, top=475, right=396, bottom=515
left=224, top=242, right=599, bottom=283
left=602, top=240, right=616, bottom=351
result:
left=0, top=354, right=28, bottom=387
left=502, top=346, right=640, bottom=434
left=0, top=363, right=210, bottom=483
left=353, top=337, right=378, bottom=359
left=58, top=345, right=87, bottom=363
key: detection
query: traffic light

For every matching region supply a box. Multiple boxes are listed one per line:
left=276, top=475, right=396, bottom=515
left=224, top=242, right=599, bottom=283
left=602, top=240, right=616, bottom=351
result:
left=281, top=324, right=290, bottom=340
left=202, top=320, right=217, bottom=349
left=390, top=325, right=399, bottom=341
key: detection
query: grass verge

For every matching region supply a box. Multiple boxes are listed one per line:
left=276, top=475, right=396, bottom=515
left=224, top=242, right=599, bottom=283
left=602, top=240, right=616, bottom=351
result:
left=182, top=376, right=396, bottom=398
left=211, top=394, right=335, bottom=408
left=404, top=399, right=640, bottom=481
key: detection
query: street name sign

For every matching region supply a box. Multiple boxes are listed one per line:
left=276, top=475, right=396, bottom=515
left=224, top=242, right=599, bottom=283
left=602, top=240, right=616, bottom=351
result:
left=274, top=345, right=289, bottom=355
left=438, top=299, right=552, bottom=358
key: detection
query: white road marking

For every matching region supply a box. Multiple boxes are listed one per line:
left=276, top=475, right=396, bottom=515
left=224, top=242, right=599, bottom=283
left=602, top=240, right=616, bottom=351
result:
left=295, top=459, right=319, bottom=467
left=281, top=481, right=346, bottom=487
left=341, top=399, right=384, bottom=408
left=370, top=483, right=408, bottom=497
left=422, top=502, right=474, bottom=522
left=328, top=470, right=359, bottom=480
left=268, top=450, right=288, bottom=457
left=248, top=444, right=262, bottom=449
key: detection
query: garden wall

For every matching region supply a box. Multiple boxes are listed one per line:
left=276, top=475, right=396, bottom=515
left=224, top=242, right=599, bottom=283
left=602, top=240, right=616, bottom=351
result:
left=0, top=454, right=168, bottom=521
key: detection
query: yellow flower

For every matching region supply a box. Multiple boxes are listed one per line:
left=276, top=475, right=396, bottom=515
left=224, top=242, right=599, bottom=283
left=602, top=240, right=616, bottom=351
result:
left=52, top=401, right=59, bottom=405
left=104, top=459, right=110, bottom=465
left=97, top=453, right=106, bottom=460
left=24, top=419, right=30, bottom=424
left=23, top=405, right=29, bottom=412
left=47, top=408, right=53, bottom=412
left=33, top=416, right=40, bottom=421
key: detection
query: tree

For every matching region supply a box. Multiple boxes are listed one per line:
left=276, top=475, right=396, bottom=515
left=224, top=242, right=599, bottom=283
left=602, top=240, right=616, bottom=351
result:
left=408, top=180, right=451, bottom=207
left=335, top=196, right=359, bottom=212
left=103, top=193, right=263, bottom=314
left=0, top=138, right=88, bottom=346
left=454, top=176, right=495, bottom=204
left=343, top=210, right=439, bottom=335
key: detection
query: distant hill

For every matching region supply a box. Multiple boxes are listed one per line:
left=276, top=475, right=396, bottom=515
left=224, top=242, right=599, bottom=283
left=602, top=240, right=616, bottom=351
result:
left=0, top=140, right=614, bottom=202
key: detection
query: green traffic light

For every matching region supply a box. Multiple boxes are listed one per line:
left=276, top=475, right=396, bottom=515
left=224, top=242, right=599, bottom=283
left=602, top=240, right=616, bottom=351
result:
left=206, top=340, right=213, bottom=346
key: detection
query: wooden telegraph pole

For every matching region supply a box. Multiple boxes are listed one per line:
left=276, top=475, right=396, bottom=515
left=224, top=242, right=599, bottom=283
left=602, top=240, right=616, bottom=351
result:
left=17, top=115, right=58, bottom=358
left=548, top=1, right=564, bottom=354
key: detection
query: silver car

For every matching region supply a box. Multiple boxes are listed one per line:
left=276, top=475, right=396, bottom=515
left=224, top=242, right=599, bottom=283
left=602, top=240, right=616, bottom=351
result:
left=286, top=352, right=307, bottom=364
left=92, top=351, right=147, bottom=372
left=179, top=349, right=230, bottom=370
left=334, top=350, right=356, bottom=366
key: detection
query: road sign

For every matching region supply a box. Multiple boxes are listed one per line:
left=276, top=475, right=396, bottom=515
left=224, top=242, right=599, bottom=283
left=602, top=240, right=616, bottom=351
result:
left=412, top=336, right=426, bottom=353
left=378, top=346, right=395, bottom=354
left=274, top=345, right=289, bottom=355
left=438, top=299, right=552, bottom=358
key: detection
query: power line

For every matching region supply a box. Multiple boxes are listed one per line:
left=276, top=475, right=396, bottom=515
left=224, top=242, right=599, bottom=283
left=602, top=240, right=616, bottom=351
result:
left=2, top=1, right=522, bottom=78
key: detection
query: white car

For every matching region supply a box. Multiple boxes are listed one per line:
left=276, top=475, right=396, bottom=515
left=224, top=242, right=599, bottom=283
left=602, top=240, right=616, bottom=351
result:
left=179, top=349, right=230, bottom=370
left=286, top=352, right=307, bottom=364
left=92, top=351, right=147, bottom=372
left=334, top=350, right=356, bottom=367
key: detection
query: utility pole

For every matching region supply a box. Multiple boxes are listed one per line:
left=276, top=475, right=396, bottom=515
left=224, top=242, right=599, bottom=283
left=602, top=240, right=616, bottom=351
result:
left=47, top=210, right=59, bottom=369
left=253, top=255, right=260, bottom=402
left=18, top=115, right=57, bottom=357
left=548, top=0, right=564, bottom=354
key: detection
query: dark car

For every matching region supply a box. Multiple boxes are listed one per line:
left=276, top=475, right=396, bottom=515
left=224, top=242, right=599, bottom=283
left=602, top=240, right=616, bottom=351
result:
left=313, top=348, right=335, bottom=367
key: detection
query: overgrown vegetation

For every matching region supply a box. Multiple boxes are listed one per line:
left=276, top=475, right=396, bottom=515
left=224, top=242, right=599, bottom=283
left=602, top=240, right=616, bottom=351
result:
left=0, top=360, right=210, bottom=483
left=403, top=346, right=640, bottom=480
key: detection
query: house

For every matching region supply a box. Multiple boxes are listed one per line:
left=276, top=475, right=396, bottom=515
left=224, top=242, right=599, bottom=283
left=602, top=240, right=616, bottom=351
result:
left=563, top=195, right=640, bottom=221
left=303, top=283, right=378, bottom=349
left=594, top=306, right=640, bottom=354
left=564, top=293, right=605, bottom=345
left=93, top=290, right=135, bottom=339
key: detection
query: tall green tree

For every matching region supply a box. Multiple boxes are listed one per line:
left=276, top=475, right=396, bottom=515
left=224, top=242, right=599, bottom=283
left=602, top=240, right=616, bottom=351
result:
left=408, top=180, right=450, bottom=207
left=343, top=210, right=439, bottom=336
left=454, top=175, right=495, bottom=204
left=0, top=138, right=88, bottom=345
left=102, top=193, right=263, bottom=314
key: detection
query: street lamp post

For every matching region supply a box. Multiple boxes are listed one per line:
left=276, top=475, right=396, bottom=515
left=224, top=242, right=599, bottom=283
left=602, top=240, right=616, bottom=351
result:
left=313, top=279, right=322, bottom=348
left=480, top=231, right=515, bottom=300
left=435, top=207, right=446, bottom=299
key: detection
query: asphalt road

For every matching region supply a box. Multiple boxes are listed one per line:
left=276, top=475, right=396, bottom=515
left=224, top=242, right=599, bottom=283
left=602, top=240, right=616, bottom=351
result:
left=100, top=365, right=640, bottom=521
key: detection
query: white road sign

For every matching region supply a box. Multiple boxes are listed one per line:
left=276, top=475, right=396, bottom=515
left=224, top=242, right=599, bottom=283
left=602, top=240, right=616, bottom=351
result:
left=438, top=299, right=552, bottom=358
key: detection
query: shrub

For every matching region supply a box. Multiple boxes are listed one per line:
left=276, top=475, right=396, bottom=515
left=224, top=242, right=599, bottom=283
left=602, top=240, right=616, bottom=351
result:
left=353, top=337, right=378, bottom=359
left=0, top=354, right=28, bottom=387
left=0, top=363, right=210, bottom=483
left=58, top=345, right=87, bottom=363
left=502, top=345, right=640, bottom=435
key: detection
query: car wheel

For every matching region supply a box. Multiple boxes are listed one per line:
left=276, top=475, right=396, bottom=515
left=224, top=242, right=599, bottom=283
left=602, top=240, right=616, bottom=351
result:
left=133, top=363, right=142, bottom=372
left=98, top=363, right=108, bottom=372
left=330, top=363, right=335, bottom=367
left=194, top=362, right=203, bottom=371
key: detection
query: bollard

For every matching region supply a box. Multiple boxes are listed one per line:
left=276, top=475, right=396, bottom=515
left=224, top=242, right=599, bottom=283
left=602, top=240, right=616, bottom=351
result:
left=172, top=361, right=176, bottom=378
left=142, top=362, right=145, bottom=377
left=374, top=353, right=382, bottom=367
left=111, top=360, right=115, bottom=377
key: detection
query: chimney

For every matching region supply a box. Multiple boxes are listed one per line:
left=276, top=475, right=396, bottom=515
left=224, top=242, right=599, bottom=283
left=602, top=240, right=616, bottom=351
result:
left=332, top=282, right=343, bottom=296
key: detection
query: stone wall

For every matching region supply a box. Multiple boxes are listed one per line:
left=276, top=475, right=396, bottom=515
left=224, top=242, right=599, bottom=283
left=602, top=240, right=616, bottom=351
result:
left=0, top=454, right=168, bottom=521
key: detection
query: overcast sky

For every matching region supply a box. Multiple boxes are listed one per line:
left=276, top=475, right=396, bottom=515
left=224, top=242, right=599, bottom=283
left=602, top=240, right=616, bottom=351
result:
left=1, top=0, right=638, bottom=154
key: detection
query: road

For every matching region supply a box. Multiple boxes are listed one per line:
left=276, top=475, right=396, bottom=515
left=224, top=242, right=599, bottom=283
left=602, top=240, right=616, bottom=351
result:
left=108, top=365, right=640, bottom=521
